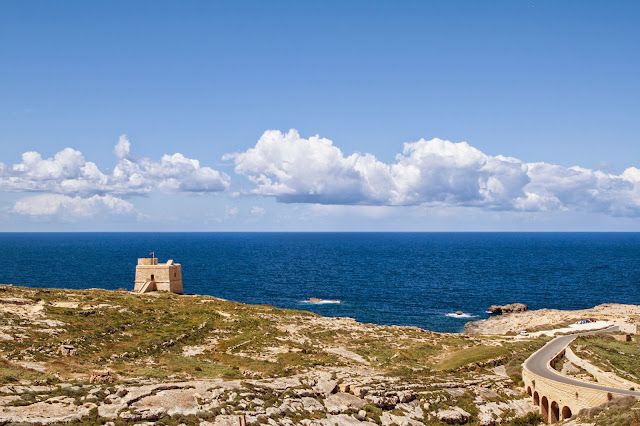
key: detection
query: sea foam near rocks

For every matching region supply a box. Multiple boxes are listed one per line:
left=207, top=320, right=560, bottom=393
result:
left=302, top=298, right=341, bottom=304
left=445, top=312, right=477, bottom=318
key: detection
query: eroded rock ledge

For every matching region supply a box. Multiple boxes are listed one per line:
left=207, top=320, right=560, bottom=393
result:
left=0, top=285, right=553, bottom=424
left=0, top=371, right=536, bottom=425
left=465, top=303, right=640, bottom=335
left=487, top=303, right=528, bottom=315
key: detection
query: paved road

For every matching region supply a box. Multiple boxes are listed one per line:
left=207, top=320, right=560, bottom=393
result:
left=523, top=326, right=640, bottom=397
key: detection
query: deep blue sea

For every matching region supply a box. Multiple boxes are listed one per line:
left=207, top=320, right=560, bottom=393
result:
left=1, top=233, right=639, bottom=333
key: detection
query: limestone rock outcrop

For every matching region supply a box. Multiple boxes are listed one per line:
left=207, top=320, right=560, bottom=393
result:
left=56, top=344, right=77, bottom=356
left=487, top=303, right=528, bottom=314
left=323, top=392, right=367, bottom=414
left=90, top=370, right=114, bottom=384
left=436, top=406, right=471, bottom=424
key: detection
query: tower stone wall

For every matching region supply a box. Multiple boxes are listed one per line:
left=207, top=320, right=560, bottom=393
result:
left=134, top=258, right=183, bottom=294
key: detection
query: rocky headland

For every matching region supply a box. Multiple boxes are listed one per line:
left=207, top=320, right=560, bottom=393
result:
left=464, top=303, right=640, bottom=336
left=1, top=285, right=639, bottom=425
left=486, top=304, right=528, bottom=315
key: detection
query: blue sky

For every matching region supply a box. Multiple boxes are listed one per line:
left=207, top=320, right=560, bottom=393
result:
left=1, top=1, right=639, bottom=231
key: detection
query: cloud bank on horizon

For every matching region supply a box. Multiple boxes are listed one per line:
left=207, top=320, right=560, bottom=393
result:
left=228, top=130, right=640, bottom=217
left=0, top=135, right=231, bottom=217
left=12, top=194, right=135, bottom=218
left=2, top=130, right=640, bottom=219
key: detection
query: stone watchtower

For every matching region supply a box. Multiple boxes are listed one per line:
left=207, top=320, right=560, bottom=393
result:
left=134, top=257, right=183, bottom=294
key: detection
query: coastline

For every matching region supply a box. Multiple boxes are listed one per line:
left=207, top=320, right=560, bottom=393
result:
left=3, top=232, right=640, bottom=334
left=0, top=284, right=547, bottom=424
left=464, top=303, right=640, bottom=335
left=4, top=282, right=640, bottom=336
left=2, top=284, right=639, bottom=424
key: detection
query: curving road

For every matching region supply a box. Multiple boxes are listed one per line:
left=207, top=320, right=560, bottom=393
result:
left=524, top=326, right=640, bottom=397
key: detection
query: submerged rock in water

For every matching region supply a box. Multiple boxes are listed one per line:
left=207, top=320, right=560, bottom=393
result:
left=304, top=297, right=341, bottom=304
left=487, top=303, right=528, bottom=314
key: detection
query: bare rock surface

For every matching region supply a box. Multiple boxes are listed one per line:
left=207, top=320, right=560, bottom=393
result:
left=323, top=392, right=367, bottom=413
left=0, top=371, right=541, bottom=425
left=476, top=398, right=537, bottom=425
left=436, top=406, right=471, bottom=424
left=314, top=378, right=338, bottom=396
left=130, top=388, right=200, bottom=418
left=0, top=284, right=562, bottom=425
left=380, top=411, right=424, bottom=425
left=465, top=303, right=640, bottom=335
left=0, top=401, right=97, bottom=424
left=302, top=396, right=325, bottom=412
left=316, top=414, right=377, bottom=426
left=487, top=303, right=528, bottom=314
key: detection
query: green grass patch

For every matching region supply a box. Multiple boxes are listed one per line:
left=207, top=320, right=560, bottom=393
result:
left=0, top=358, right=57, bottom=385
left=572, top=335, right=640, bottom=384
left=434, top=345, right=509, bottom=371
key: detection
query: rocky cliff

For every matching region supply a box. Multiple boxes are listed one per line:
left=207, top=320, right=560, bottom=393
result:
left=0, top=285, right=548, bottom=425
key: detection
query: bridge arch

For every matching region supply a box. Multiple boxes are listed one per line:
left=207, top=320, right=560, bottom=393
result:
left=522, top=332, right=640, bottom=424
left=550, top=401, right=560, bottom=422
left=541, top=396, right=549, bottom=422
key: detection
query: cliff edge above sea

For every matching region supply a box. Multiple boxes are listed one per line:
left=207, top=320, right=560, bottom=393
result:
left=1, top=285, right=639, bottom=425
left=464, top=303, right=640, bottom=336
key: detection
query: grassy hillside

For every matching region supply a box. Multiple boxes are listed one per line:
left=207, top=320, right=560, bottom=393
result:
left=0, top=284, right=547, bottom=385
left=0, top=284, right=554, bottom=425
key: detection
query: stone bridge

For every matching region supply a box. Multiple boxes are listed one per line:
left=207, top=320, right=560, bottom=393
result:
left=522, top=329, right=640, bottom=423
left=523, top=357, right=617, bottom=422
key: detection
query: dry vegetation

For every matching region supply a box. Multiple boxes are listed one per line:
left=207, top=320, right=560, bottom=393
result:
left=0, top=284, right=552, bottom=424
left=573, top=396, right=640, bottom=425
left=571, top=335, right=640, bottom=387
left=0, top=285, right=547, bottom=385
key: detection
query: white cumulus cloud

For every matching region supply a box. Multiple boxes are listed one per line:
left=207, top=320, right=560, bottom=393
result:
left=227, top=129, right=640, bottom=217
left=251, top=206, right=265, bottom=216
left=0, top=135, right=231, bottom=197
left=12, top=194, right=135, bottom=217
